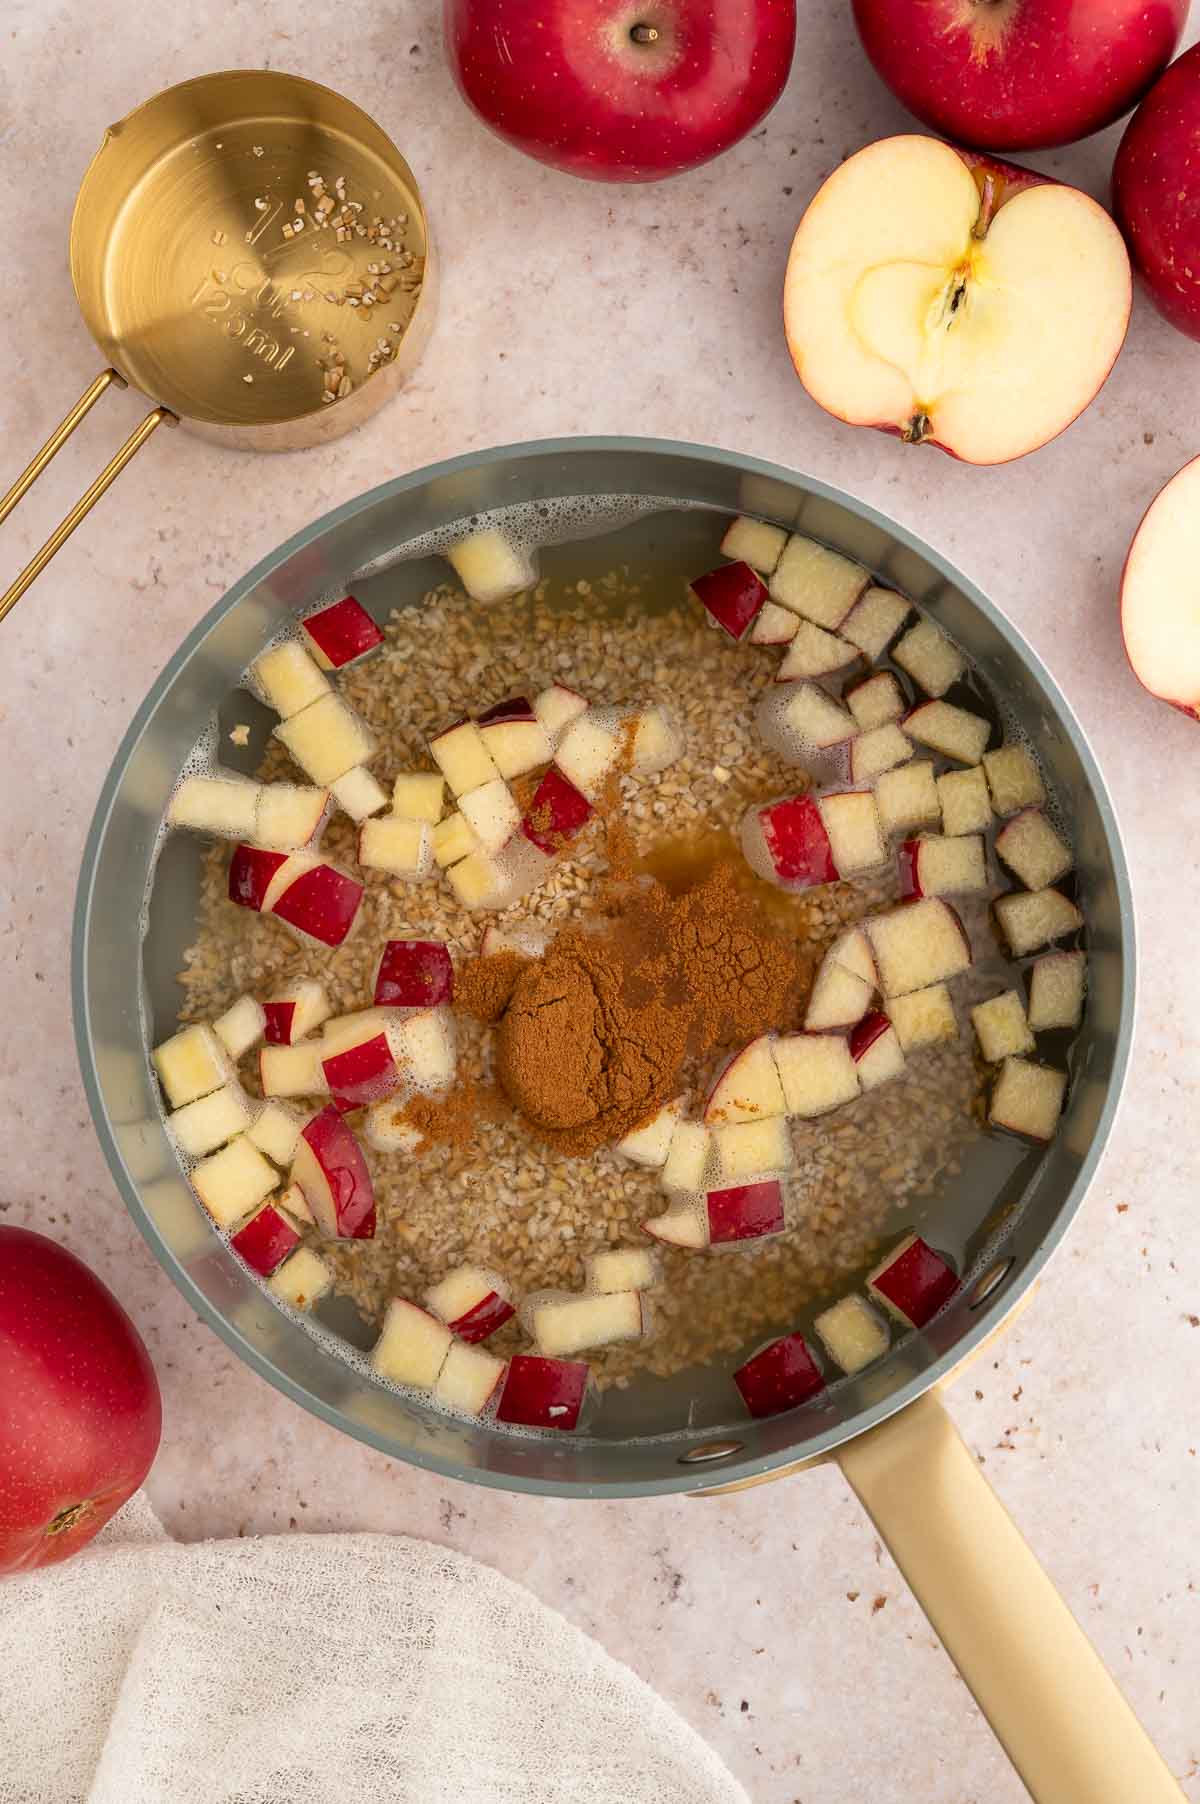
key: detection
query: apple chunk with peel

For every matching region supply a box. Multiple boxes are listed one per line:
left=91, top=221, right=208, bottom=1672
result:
left=899, top=833, right=987, bottom=898
left=425, top=1265, right=514, bottom=1341
left=866, top=898, right=971, bottom=995
left=741, top=793, right=837, bottom=892
left=689, top=561, right=768, bottom=641
left=849, top=1011, right=905, bottom=1091
left=869, top=1233, right=958, bottom=1327
left=521, top=766, right=593, bottom=855
left=706, top=1179, right=785, bottom=1245
left=269, top=860, right=364, bottom=948
left=734, top=1332, right=825, bottom=1418
left=772, top=1033, right=860, bottom=1118
left=290, top=1107, right=375, bottom=1239
left=496, top=1356, right=589, bottom=1431
left=1121, top=456, right=1200, bottom=718
left=476, top=696, right=552, bottom=779
left=783, top=135, right=1131, bottom=466
left=228, top=844, right=288, bottom=913
left=230, top=1201, right=303, bottom=1277
left=990, top=1057, right=1066, bottom=1141
left=263, top=979, right=330, bottom=1045
left=301, top=595, right=382, bottom=670
left=375, top=939, right=453, bottom=1008
left=704, top=1035, right=787, bottom=1125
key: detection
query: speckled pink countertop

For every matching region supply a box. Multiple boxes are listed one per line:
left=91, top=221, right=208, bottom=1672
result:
left=2, top=2, right=1198, bottom=1798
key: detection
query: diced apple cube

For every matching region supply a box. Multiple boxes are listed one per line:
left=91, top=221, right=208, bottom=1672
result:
left=168, top=1083, right=253, bottom=1157
left=167, top=774, right=261, bottom=840
left=533, top=684, right=589, bottom=745
left=866, top=898, right=972, bottom=995
left=661, top=1119, right=712, bottom=1192
left=477, top=697, right=553, bottom=779
left=936, top=766, right=991, bottom=837
left=230, top=1200, right=303, bottom=1277
left=585, top=1247, right=658, bottom=1294
left=191, top=1134, right=277, bottom=1229
left=615, top=1098, right=682, bottom=1167
left=459, top=778, right=520, bottom=854
left=704, top=1035, right=787, bottom=1125
left=431, top=810, right=480, bottom=867
left=995, top=809, right=1073, bottom=891
left=899, top=833, right=987, bottom=898
left=690, top=561, right=768, bottom=640
left=868, top=1233, right=958, bottom=1327
left=1027, top=951, right=1086, bottom=1032
left=447, top=848, right=509, bottom=909
left=291, top=1107, right=376, bottom=1239
left=274, top=692, right=377, bottom=784
left=757, top=682, right=857, bottom=757
left=642, top=1203, right=708, bottom=1249
left=741, top=793, right=837, bottom=891
left=971, top=990, right=1035, bottom=1062
left=875, top=761, right=941, bottom=836
left=276, top=1179, right=313, bottom=1225
left=375, top=939, right=454, bottom=1008
left=818, top=790, right=887, bottom=876
left=267, top=1246, right=332, bottom=1311
left=885, top=983, right=957, bottom=1050
left=733, top=1331, right=825, bottom=1417
left=831, top=928, right=876, bottom=985
left=706, top=1178, right=785, bottom=1244
left=445, top=529, right=536, bottom=603
left=152, top=1023, right=231, bottom=1108
left=840, top=585, right=910, bottom=659
left=321, top=1022, right=402, bottom=1114
left=425, top=1265, right=514, bottom=1341
left=212, top=995, right=267, bottom=1060
left=846, top=671, right=906, bottom=731
left=994, top=888, right=1083, bottom=956
left=772, top=1033, right=859, bottom=1117
left=322, top=1008, right=391, bottom=1060
left=434, top=1341, right=506, bottom=1417
left=263, top=979, right=330, bottom=1045
left=555, top=711, right=623, bottom=798
left=247, top=1100, right=303, bottom=1166
left=371, top=1298, right=452, bottom=1387
left=429, top=719, right=500, bottom=797
left=251, top=640, right=331, bottom=718
left=851, top=723, right=912, bottom=785
left=495, top=1355, right=589, bottom=1431
left=260, top=1041, right=328, bottom=1099
left=254, top=783, right=330, bottom=851
left=330, top=766, right=390, bottom=822
left=814, top=1294, right=890, bottom=1374
left=713, top=1116, right=794, bottom=1181
left=269, top=860, right=364, bottom=947
left=805, top=956, right=873, bottom=1031
left=905, top=700, right=990, bottom=765
left=301, top=594, right=382, bottom=670
left=392, top=1007, right=456, bottom=1092
left=228, top=843, right=290, bottom=912
left=260, top=850, right=323, bottom=915
left=390, top=772, right=445, bottom=823
left=849, top=1011, right=905, bottom=1090
left=520, top=766, right=594, bottom=855
left=776, top=621, right=857, bottom=681
left=631, top=705, right=683, bottom=774
left=983, top=744, right=1046, bottom=816
left=990, top=1057, right=1066, bottom=1142
left=358, top=816, right=432, bottom=878
left=748, top=601, right=799, bottom=645
left=720, top=515, right=787, bottom=573
left=893, top=619, right=965, bottom=697
left=531, top=1291, right=644, bottom=1358
left=769, top=535, right=869, bottom=628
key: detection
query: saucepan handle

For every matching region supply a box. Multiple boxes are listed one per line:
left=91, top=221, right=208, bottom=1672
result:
left=837, top=1391, right=1184, bottom=1804
left=0, top=369, right=175, bottom=626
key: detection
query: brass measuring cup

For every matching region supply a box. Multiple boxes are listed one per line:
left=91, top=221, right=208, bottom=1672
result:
left=0, top=69, right=434, bottom=625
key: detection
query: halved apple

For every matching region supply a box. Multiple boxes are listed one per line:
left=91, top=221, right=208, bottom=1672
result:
left=1121, top=456, right=1200, bottom=719
left=783, top=135, right=1131, bottom=465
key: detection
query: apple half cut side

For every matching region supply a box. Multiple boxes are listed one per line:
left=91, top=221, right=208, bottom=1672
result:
left=783, top=135, right=1131, bottom=465
left=1120, top=456, right=1200, bottom=720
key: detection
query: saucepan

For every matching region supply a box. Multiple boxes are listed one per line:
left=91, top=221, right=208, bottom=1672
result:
left=73, top=438, right=1176, bottom=1804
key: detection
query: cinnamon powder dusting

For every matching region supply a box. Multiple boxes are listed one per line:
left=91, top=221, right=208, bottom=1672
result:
left=492, top=860, right=809, bottom=1156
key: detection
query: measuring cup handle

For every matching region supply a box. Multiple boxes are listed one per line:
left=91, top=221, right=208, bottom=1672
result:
left=0, top=369, right=175, bottom=626
left=837, top=1390, right=1185, bottom=1804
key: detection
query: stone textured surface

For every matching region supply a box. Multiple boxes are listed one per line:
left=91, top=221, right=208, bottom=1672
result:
left=2, top=3, right=1198, bottom=1799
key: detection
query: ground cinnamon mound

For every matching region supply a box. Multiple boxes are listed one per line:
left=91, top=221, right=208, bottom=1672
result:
left=455, top=949, right=529, bottom=1024
left=494, top=860, right=808, bottom=1155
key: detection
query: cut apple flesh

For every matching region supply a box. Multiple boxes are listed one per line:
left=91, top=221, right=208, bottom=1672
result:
left=783, top=135, right=1131, bottom=466
left=1121, top=455, right=1200, bottom=718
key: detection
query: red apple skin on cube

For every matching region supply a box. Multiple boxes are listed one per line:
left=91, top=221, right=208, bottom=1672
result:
left=850, top=1010, right=890, bottom=1061
left=228, top=844, right=288, bottom=911
left=521, top=766, right=594, bottom=855
left=302, top=595, right=383, bottom=669
left=477, top=695, right=534, bottom=726
left=448, top=1291, right=516, bottom=1344
left=292, top=1107, right=376, bottom=1239
left=444, top=0, right=796, bottom=184
left=375, top=940, right=454, bottom=1008
left=270, top=864, right=363, bottom=947
left=690, top=562, right=768, bottom=640
left=851, top=0, right=1186, bottom=152
left=495, top=1355, right=589, bottom=1431
left=873, top=1236, right=958, bottom=1328
left=0, top=1228, right=162, bottom=1574
left=733, top=1331, right=825, bottom=1419
left=263, top=1002, right=297, bottom=1045
left=707, top=1180, right=784, bottom=1245
left=322, top=1033, right=401, bottom=1114
left=1113, top=43, right=1200, bottom=343
left=231, top=1204, right=303, bottom=1277
left=760, top=794, right=838, bottom=887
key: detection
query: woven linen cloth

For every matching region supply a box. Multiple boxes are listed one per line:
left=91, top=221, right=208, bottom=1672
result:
left=0, top=1493, right=749, bottom=1804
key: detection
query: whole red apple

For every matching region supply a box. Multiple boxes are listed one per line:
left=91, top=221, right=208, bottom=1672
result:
left=443, top=0, right=796, bottom=183
left=850, top=0, right=1188, bottom=151
left=0, top=1228, right=161, bottom=1575
left=1113, top=43, right=1200, bottom=341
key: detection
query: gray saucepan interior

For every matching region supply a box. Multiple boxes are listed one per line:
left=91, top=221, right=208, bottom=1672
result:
left=72, top=438, right=1134, bottom=1498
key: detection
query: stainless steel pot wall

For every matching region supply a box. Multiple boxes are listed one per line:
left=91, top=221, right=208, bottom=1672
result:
left=74, top=438, right=1133, bottom=1500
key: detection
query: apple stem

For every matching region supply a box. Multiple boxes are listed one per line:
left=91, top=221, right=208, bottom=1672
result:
left=46, top=1498, right=94, bottom=1537
left=904, top=413, right=932, bottom=445
left=629, top=23, right=660, bottom=43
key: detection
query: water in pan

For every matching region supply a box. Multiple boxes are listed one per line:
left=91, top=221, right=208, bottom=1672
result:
left=148, top=497, right=1087, bottom=1444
